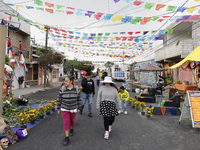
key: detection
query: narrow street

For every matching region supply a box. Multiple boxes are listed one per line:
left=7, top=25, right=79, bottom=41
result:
left=6, top=81, right=200, bottom=150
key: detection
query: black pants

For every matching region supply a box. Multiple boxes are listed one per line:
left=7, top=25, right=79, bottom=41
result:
left=97, top=80, right=100, bottom=86
left=104, top=116, right=115, bottom=131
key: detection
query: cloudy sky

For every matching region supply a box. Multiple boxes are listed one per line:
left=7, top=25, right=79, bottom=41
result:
left=3, top=0, right=200, bottom=62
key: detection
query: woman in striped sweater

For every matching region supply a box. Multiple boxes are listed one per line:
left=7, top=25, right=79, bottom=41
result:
left=57, top=76, right=81, bottom=146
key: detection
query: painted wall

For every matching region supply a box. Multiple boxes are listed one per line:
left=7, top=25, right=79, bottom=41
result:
left=13, top=63, right=25, bottom=90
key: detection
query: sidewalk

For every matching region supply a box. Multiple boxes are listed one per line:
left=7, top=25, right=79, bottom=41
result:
left=13, top=82, right=62, bottom=98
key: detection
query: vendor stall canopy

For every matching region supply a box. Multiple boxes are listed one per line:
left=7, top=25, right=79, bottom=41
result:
left=133, top=63, right=166, bottom=72
left=169, top=46, right=200, bottom=69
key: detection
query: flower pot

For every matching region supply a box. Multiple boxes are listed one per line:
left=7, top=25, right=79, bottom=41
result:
left=147, top=115, right=151, bottom=118
left=141, top=112, right=145, bottom=115
left=39, top=115, right=44, bottom=119
left=132, top=105, right=135, bottom=109
left=136, top=108, right=139, bottom=111
left=52, top=107, right=55, bottom=111
left=20, top=124, right=27, bottom=128
left=30, top=120, right=35, bottom=124
left=46, top=112, right=50, bottom=115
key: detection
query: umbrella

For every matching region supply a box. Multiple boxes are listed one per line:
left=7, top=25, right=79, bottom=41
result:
left=80, top=70, right=87, bottom=74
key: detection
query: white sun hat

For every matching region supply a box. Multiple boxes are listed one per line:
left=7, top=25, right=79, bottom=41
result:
left=101, top=77, right=114, bottom=83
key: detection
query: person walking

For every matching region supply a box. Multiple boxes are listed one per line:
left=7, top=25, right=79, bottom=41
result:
left=96, top=77, right=121, bottom=140
left=80, top=72, right=95, bottom=117
left=57, top=76, right=81, bottom=146
left=118, top=86, right=130, bottom=115
left=96, top=73, right=100, bottom=86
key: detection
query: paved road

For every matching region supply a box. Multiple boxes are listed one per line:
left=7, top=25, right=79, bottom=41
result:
left=6, top=81, right=200, bottom=150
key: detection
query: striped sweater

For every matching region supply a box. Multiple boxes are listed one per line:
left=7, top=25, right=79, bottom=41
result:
left=57, top=85, right=81, bottom=110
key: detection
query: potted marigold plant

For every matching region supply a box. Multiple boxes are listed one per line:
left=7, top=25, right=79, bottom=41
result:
left=38, top=105, right=46, bottom=119
left=131, top=98, right=137, bottom=108
left=28, top=109, right=37, bottom=124
left=140, top=102, right=146, bottom=115
left=18, top=112, right=29, bottom=128
left=146, top=107, right=154, bottom=118
left=45, top=104, right=52, bottom=115
left=51, top=100, right=57, bottom=111
left=135, top=101, right=141, bottom=110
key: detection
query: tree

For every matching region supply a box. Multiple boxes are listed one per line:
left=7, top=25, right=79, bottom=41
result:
left=37, top=47, right=64, bottom=85
left=63, top=60, right=78, bottom=75
left=75, top=61, right=94, bottom=73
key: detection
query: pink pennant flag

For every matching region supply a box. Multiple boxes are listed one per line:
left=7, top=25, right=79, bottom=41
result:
left=55, top=31, right=60, bottom=34
left=162, top=16, right=170, bottom=18
left=122, top=37, right=127, bottom=41
left=66, top=11, right=74, bottom=15
left=128, top=36, right=134, bottom=41
left=135, top=31, right=141, bottom=34
left=67, top=7, right=75, bottom=10
left=133, top=1, right=144, bottom=6
left=157, top=19, right=165, bottom=22
left=60, top=29, right=67, bottom=33
left=94, top=12, right=104, bottom=20
left=184, top=18, right=192, bottom=22
left=193, top=15, right=200, bottom=20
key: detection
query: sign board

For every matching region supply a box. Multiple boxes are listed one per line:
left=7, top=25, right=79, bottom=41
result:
left=179, top=91, right=200, bottom=128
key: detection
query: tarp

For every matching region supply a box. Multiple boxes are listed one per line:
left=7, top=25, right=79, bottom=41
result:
left=133, top=63, right=166, bottom=72
left=169, top=46, right=200, bottom=69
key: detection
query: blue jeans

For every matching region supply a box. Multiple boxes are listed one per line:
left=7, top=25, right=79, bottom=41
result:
left=121, top=100, right=127, bottom=111
left=81, top=92, right=93, bottom=113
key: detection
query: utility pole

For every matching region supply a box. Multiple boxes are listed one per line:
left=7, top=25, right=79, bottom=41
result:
left=44, top=26, right=49, bottom=88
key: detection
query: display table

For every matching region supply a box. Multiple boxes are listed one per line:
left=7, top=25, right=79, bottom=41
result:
left=173, top=84, right=198, bottom=93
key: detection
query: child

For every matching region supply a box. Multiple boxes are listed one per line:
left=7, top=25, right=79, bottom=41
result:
left=118, top=86, right=130, bottom=114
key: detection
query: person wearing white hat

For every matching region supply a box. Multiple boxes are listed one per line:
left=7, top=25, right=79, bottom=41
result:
left=96, top=77, right=122, bottom=140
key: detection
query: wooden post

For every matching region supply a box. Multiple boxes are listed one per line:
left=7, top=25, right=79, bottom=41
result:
left=0, top=26, right=7, bottom=117
left=57, top=69, right=59, bottom=82
left=41, top=67, right=43, bottom=85
left=51, top=68, right=53, bottom=83
left=32, top=66, right=33, bottom=80
left=38, top=65, right=40, bottom=85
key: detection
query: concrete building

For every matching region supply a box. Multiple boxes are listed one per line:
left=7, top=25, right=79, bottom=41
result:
left=0, top=1, right=31, bottom=89
left=155, top=19, right=197, bottom=84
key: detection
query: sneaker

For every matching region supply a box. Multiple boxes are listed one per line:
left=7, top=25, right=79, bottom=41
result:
left=80, top=110, right=82, bottom=115
left=69, top=129, right=74, bottom=136
left=124, top=111, right=127, bottom=115
left=63, top=137, right=69, bottom=146
left=104, top=131, right=109, bottom=140
left=88, top=113, right=93, bottom=117
left=109, top=125, right=112, bottom=132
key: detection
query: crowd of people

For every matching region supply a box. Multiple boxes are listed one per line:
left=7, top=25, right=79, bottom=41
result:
left=57, top=72, right=129, bottom=146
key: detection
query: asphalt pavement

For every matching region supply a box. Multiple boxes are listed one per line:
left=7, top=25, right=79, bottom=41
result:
left=6, top=80, right=200, bottom=150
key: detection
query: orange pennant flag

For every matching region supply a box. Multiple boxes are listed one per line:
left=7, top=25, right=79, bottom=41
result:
left=45, top=8, right=54, bottom=14
left=155, top=4, right=166, bottom=11
left=45, top=2, right=54, bottom=7
left=160, top=107, right=166, bottom=116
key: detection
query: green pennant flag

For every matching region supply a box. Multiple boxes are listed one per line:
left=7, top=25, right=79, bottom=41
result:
left=166, top=6, right=177, bottom=12
left=57, top=5, right=64, bottom=9
left=17, top=16, right=23, bottom=20
left=34, top=0, right=43, bottom=6
left=144, top=2, right=154, bottom=9
left=63, top=39, right=67, bottom=41
left=96, top=37, right=101, bottom=41
left=151, top=30, right=157, bottom=34
left=127, top=43, right=130, bottom=45
left=36, top=7, right=44, bottom=11
left=130, top=17, right=142, bottom=24
left=56, top=10, right=64, bottom=13
left=167, top=28, right=174, bottom=34
left=151, top=17, right=159, bottom=21
left=116, top=42, right=119, bottom=44
left=34, top=25, right=40, bottom=28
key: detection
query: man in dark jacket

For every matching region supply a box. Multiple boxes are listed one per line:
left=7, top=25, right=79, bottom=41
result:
left=80, top=72, right=95, bottom=117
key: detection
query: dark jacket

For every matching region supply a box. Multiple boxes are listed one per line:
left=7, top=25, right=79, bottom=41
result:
left=57, top=85, right=81, bottom=110
left=81, top=78, right=95, bottom=95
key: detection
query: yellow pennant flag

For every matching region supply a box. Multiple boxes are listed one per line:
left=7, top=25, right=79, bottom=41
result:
left=16, top=5, right=25, bottom=8
left=35, top=22, right=41, bottom=25
left=41, top=27, right=47, bottom=31
left=187, top=8, right=197, bottom=13
left=195, top=0, right=200, bottom=2
left=112, top=15, right=123, bottom=22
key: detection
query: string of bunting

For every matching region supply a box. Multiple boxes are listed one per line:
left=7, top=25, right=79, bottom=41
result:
left=5, top=0, right=200, bottom=26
